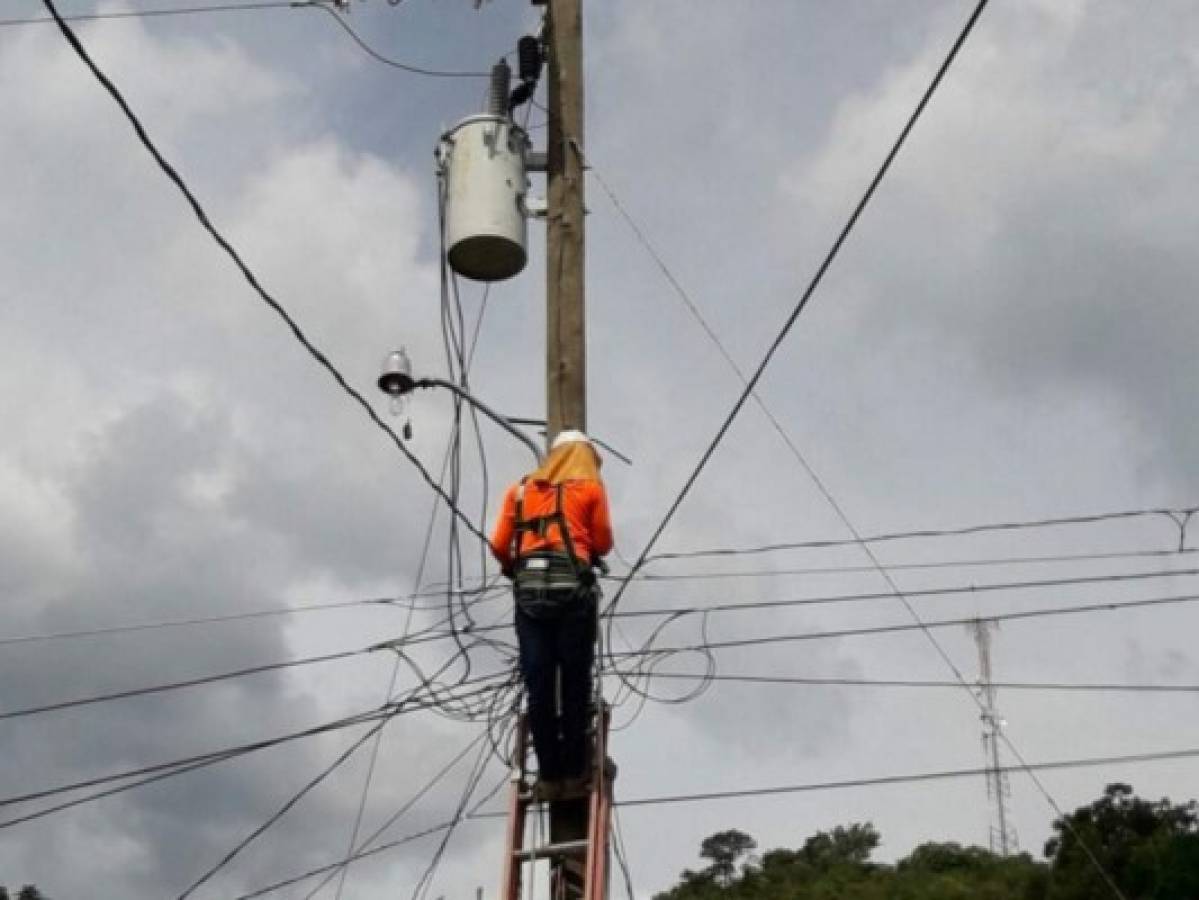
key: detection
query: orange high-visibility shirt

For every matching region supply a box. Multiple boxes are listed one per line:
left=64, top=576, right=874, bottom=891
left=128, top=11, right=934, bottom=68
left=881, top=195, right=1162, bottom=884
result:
left=490, top=479, right=613, bottom=572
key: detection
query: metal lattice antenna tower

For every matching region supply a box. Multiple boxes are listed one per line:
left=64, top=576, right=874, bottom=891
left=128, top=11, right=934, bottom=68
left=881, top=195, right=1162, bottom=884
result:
left=970, top=618, right=1018, bottom=855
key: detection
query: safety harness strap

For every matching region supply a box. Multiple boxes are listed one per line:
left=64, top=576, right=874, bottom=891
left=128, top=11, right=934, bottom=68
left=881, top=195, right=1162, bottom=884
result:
left=511, top=479, right=593, bottom=618
left=511, top=480, right=583, bottom=574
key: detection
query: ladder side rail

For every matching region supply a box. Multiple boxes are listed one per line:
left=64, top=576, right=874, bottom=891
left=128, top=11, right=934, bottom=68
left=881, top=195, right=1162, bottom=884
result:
left=589, top=782, right=612, bottom=900
left=501, top=714, right=531, bottom=900
left=584, top=706, right=612, bottom=900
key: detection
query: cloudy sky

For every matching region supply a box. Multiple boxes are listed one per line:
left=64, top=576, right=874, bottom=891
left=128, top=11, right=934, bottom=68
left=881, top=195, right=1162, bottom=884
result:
left=2, top=0, right=1199, bottom=896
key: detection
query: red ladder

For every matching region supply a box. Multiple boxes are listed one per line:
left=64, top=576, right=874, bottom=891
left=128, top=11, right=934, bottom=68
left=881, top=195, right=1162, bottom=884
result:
left=500, top=707, right=614, bottom=900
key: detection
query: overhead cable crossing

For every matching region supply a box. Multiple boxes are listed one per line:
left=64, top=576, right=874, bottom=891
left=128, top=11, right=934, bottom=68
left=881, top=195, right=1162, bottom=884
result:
left=237, top=744, right=1199, bottom=898
left=0, top=672, right=513, bottom=828
left=604, top=0, right=999, bottom=612
left=4, top=543, right=1192, bottom=650
left=11, top=568, right=1195, bottom=724
left=176, top=712, right=403, bottom=900
left=590, top=0, right=1129, bottom=891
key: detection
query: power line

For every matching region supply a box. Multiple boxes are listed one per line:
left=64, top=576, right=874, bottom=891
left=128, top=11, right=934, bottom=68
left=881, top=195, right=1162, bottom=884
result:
left=0, top=597, right=395, bottom=649
left=583, top=148, right=888, bottom=616
left=592, top=26, right=1140, bottom=874
left=605, top=0, right=996, bottom=618
left=2, top=0, right=495, bottom=78
left=330, top=585, right=441, bottom=899
left=617, top=566, right=1199, bottom=619
left=0, top=647, right=370, bottom=722
left=418, top=543, right=1199, bottom=592
left=584, top=1, right=1132, bottom=887
left=302, top=1, right=489, bottom=78
left=0, top=703, right=389, bottom=812
left=393, top=546, right=1199, bottom=641
left=179, top=674, right=497, bottom=900
left=328, top=284, right=493, bottom=900
left=0, top=581, right=508, bottom=650
left=0, top=691, right=497, bottom=834
left=601, top=591, right=1199, bottom=727
left=627, top=547, right=1199, bottom=582
left=416, top=546, right=1199, bottom=595
left=379, top=252, right=515, bottom=895
left=175, top=652, right=509, bottom=893
left=235, top=819, right=480, bottom=899
left=0, top=673, right=510, bottom=826
left=0, top=608, right=500, bottom=721
left=382, top=570, right=1199, bottom=648
left=11, top=560, right=1189, bottom=680
left=241, top=758, right=510, bottom=899
left=0, top=706, right=388, bottom=829
left=615, top=746, right=1199, bottom=809
left=612, top=807, right=637, bottom=900
left=0, top=597, right=516, bottom=731
left=648, top=504, right=1198, bottom=564
left=606, top=590, right=1199, bottom=657
left=0, top=1, right=296, bottom=27
left=348, top=582, right=1199, bottom=675
left=646, top=671, right=1199, bottom=694
left=410, top=735, right=497, bottom=900
left=235, top=742, right=1199, bottom=896
left=10, top=551, right=1185, bottom=656
left=177, top=713, right=399, bottom=899
left=309, top=732, right=490, bottom=899
left=40, top=0, right=491, bottom=549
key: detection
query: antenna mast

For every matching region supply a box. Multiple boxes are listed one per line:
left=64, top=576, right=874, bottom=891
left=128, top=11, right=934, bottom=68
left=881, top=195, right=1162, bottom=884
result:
left=970, top=618, right=1018, bottom=855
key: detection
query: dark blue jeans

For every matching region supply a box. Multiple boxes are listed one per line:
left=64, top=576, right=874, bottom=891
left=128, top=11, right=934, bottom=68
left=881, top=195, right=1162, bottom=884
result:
left=515, top=593, right=596, bottom=781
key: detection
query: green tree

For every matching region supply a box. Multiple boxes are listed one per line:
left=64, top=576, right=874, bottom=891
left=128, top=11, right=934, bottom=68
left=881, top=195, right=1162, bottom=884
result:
left=0, top=889, right=49, bottom=900
left=896, top=842, right=1048, bottom=900
left=796, top=823, right=880, bottom=870
left=699, top=829, right=757, bottom=885
left=1045, top=783, right=1199, bottom=900
left=654, top=790, right=1199, bottom=900
left=750, top=824, right=883, bottom=898
left=900, top=841, right=996, bottom=874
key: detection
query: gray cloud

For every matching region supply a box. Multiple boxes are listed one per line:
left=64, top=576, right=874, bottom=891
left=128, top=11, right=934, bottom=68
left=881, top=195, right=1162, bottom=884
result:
left=3, top=0, right=1199, bottom=897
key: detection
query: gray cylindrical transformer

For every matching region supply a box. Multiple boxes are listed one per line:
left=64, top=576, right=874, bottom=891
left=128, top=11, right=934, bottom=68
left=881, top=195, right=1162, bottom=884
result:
left=440, top=114, right=530, bottom=282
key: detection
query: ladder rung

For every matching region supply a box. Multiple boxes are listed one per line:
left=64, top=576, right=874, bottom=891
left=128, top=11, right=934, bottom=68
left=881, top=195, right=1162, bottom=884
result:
left=513, top=839, right=588, bottom=861
left=517, top=782, right=592, bottom=804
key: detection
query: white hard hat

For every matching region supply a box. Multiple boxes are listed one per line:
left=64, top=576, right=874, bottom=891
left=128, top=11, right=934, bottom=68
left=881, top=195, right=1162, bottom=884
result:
left=551, top=429, right=592, bottom=450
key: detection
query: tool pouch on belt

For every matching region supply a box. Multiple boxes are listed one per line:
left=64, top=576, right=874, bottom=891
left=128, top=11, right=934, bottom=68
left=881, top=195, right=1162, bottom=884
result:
left=513, top=551, right=593, bottom=620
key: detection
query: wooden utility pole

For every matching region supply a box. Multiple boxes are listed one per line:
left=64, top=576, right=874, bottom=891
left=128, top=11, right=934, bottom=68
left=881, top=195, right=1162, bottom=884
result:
left=544, top=1, right=592, bottom=894
left=545, top=0, right=586, bottom=445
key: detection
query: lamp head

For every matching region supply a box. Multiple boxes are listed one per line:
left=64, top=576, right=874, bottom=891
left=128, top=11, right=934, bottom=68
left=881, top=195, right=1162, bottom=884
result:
left=378, top=348, right=415, bottom=397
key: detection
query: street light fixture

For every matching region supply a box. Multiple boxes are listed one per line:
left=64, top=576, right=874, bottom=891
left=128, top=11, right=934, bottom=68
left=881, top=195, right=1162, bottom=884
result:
left=378, top=347, right=416, bottom=398
left=378, top=349, right=543, bottom=463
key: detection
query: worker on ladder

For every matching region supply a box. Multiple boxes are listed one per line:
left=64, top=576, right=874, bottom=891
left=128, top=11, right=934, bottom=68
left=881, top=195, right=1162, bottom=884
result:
left=490, top=430, right=613, bottom=799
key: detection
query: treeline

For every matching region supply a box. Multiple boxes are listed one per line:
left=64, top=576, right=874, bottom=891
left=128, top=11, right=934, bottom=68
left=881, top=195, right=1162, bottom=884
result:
left=654, top=784, right=1199, bottom=900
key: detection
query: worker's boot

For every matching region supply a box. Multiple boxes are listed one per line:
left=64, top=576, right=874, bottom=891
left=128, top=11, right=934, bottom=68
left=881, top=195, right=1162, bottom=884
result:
left=603, top=755, right=618, bottom=783
left=533, top=778, right=565, bottom=803
left=558, top=774, right=590, bottom=799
